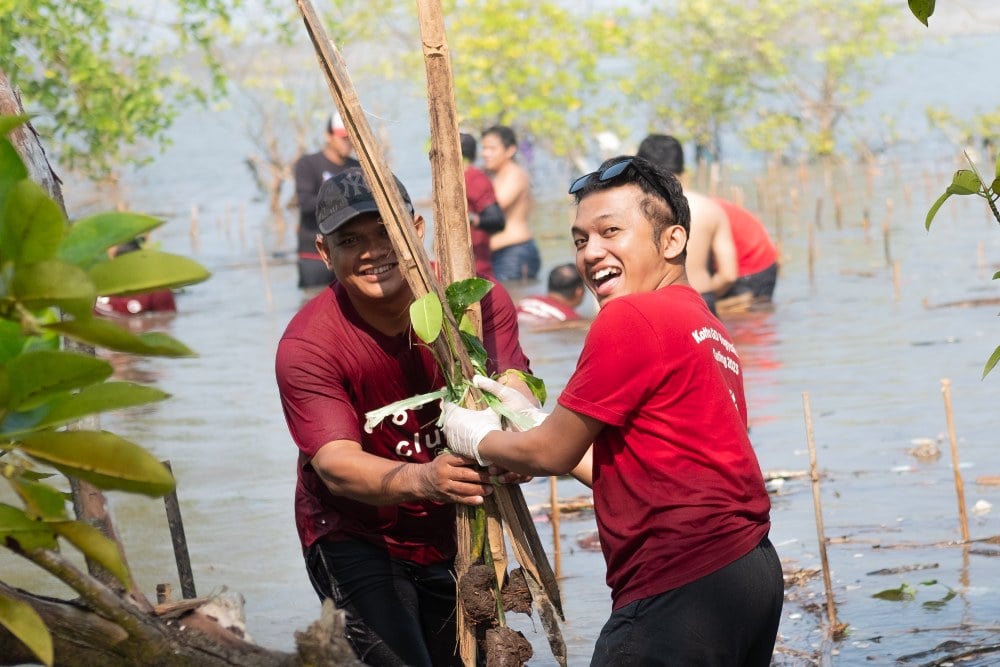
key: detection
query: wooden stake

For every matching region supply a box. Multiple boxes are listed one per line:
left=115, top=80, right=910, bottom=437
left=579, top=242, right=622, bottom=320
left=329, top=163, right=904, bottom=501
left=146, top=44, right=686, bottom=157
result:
left=802, top=392, right=843, bottom=638
left=814, top=196, right=823, bottom=231
left=162, top=461, right=197, bottom=600
left=834, top=192, right=842, bottom=229
left=550, top=476, right=562, bottom=582
left=940, top=379, right=970, bottom=543
left=807, top=220, right=816, bottom=288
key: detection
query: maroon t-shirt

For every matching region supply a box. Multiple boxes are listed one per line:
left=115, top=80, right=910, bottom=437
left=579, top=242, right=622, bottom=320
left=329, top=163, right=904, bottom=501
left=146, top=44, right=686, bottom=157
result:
left=465, top=166, right=499, bottom=276
left=559, top=285, right=770, bottom=609
left=276, top=280, right=530, bottom=564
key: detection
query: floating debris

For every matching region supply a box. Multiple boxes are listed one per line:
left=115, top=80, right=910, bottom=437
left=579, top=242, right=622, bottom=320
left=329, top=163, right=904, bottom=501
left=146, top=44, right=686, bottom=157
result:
left=866, top=562, right=939, bottom=576
left=972, top=499, right=992, bottom=516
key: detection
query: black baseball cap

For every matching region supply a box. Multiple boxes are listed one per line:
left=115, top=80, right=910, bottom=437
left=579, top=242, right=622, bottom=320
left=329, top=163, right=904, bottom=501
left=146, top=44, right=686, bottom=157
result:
left=316, top=167, right=414, bottom=235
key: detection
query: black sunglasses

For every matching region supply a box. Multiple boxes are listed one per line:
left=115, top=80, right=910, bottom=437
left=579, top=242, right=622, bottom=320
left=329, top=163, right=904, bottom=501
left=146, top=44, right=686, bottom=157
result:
left=568, top=158, right=676, bottom=209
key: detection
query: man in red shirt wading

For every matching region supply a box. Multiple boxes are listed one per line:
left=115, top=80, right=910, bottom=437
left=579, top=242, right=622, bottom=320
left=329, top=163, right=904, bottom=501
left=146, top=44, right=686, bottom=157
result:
left=275, top=167, right=534, bottom=667
left=442, top=156, right=783, bottom=667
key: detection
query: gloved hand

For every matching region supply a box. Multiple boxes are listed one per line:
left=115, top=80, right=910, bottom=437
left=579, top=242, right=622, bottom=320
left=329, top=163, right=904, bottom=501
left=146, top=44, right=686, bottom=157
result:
left=472, top=375, right=548, bottom=431
left=440, top=400, right=501, bottom=466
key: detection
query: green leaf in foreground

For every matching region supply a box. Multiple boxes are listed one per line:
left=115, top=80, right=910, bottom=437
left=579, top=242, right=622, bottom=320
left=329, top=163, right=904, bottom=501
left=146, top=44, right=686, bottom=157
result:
left=4, top=350, right=112, bottom=411
left=46, top=317, right=195, bottom=357
left=0, top=179, right=65, bottom=266
left=410, top=292, right=443, bottom=344
left=12, top=260, right=96, bottom=319
left=10, top=477, right=69, bottom=521
left=0, top=503, right=58, bottom=551
left=872, top=583, right=916, bottom=601
left=445, top=278, right=493, bottom=323
left=0, top=593, right=53, bottom=667
left=908, top=0, right=934, bottom=26
left=59, top=212, right=163, bottom=269
left=363, top=389, right=450, bottom=433
left=17, top=430, right=175, bottom=497
left=984, top=345, right=1000, bottom=379
left=89, top=249, right=210, bottom=296
left=52, top=520, right=131, bottom=588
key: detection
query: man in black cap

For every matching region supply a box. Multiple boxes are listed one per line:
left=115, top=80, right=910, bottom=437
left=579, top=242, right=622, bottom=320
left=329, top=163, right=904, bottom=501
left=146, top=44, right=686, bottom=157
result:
left=275, top=167, right=535, bottom=667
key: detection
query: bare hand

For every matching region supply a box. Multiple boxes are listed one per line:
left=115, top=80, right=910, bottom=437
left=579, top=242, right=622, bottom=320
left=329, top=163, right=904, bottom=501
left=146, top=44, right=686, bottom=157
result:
left=414, top=452, right=494, bottom=506
left=487, top=465, right=534, bottom=485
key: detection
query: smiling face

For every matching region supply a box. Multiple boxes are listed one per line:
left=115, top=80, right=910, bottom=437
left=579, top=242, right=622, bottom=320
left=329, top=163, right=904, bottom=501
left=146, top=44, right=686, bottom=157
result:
left=317, top=213, right=422, bottom=309
left=571, top=185, right=687, bottom=306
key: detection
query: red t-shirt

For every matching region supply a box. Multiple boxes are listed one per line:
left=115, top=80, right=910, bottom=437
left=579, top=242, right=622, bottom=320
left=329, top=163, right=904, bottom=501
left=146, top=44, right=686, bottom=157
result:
left=465, top=166, right=499, bottom=276
left=95, top=290, right=177, bottom=316
left=516, top=295, right=581, bottom=323
left=714, top=198, right=778, bottom=276
left=275, top=280, right=530, bottom=564
left=558, top=285, right=770, bottom=610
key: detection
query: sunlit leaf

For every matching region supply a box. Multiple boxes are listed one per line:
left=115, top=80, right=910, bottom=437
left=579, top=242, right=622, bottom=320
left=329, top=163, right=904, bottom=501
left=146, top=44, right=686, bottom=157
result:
left=459, top=330, right=488, bottom=374
left=0, top=115, right=31, bottom=137
left=52, top=520, right=131, bottom=588
left=46, top=318, right=195, bottom=357
left=10, top=477, right=69, bottom=520
left=0, top=382, right=170, bottom=438
left=984, top=345, right=1000, bottom=379
left=16, top=431, right=175, bottom=497
left=990, top=178, right=1000, bottom=197
left=59, top=212, right=163, bottom=269
left=950, top=170, right=980, bottom=195
left=4, top=350, right=112, bottom=411
left=0, top=503, right=58, bottom=551
left=0, top=138, right=28, bottom=206
left=995, top=151, right=1000, bottom=181
left=445, top=278, right=493, bottom=323
left=88, top=250, right=209, bottom=296
left=872, top=583, right=916, bottom=601
left=0, top=179, right=66, bottom=266
left=458, top=313, right=476, bottom=337
left=507, top=369, right=548, bottom=405
left=0, top=592, right=54, bottom=667
left=12, top=260, right=96, bottom=319
left=363, top=389, right=450, bottom=433
left=410, top=292, right=443, bottom=344
left=907, top=0, right=934, bottom=26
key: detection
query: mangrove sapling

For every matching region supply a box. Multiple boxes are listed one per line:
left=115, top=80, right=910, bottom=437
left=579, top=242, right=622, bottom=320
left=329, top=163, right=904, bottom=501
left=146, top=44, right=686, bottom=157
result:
left=363, top=277, right=546, bottom=642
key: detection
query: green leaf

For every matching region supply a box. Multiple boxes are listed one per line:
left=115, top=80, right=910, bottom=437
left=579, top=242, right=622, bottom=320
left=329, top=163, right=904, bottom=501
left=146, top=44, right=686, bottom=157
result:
left=459, top=330, right=488, bottom=374
left=0, top=115, right=31, bottom=137
left=0, top=592, right=54, bottom=667
left=0, top=381, right=170, bottom=438
left=507, top=369, right=548, bottom=405
left=52, top=520, right=131, bottom=588
left=0, top=503, right=58, bottom=551
left=992, top=271, right=1000, bottom=281
left=950, top=170, right=981, bottom=195
left=46, top=318, right=195, bottom=357
left=0, top=138, right=28, bottom=202
left=10, top=478, right=69, bottom=521
left=983, top=345, right=1000, bottom=379
left=12, top=260, right=97, bottom=319
left=363, top=388, right=450, bottom=433
left=990, top=178, right=1000, bottom=197
left=908, top=0, right=934, bottom=26
left=872, top=583, right=916, bottom=601
left=4, top=350, right=112, bottom=411
left=0, top=179, right=66, bottom=266
left=16, top=430, right=175, bottom=497
left=88, top=250, right=210, bottom=296
left=458, top=313, right=477, bottom=337
left=445, top=278, right=493, bottom=323
left=59, top=212, right=163, bottom=269
left=410, top=292, right=444, bottom=344
left=995, top=151, right=1000, bottom=181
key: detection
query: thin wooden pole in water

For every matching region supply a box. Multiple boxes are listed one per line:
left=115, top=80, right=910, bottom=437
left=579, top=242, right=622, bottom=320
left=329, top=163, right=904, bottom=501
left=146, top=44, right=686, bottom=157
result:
left=801, top=392, right=841, bottom=637
left=550, top=476, right=562, bottom=582
left=162, top=461, right=197, bottom=599
left=940, top=379, right=971, bottom=543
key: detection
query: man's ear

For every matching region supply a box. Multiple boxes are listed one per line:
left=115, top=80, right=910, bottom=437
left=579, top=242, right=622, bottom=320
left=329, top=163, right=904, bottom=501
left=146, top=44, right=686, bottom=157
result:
left=412, top=213, right=426, bottom=241
left=661, top=225, right=688, bottom=261
left=315, top=234, right=333, bottom=269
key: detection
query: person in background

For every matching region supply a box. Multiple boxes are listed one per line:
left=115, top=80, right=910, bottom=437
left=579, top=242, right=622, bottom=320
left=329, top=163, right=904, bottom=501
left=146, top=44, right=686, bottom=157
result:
left=440, top=155, right=783, bottom=667
left=460, top=132, right=505, bottom=277
left=274, top=167, right=536, bottom=667
left=636, top=134, right=737, bottom=313
left=293, top=112, right=360, bottom=289
left=95, top=238, right=177, bottom=316
left=516, top=262, right=585, bottom=324
left=638, top=134, right=778, bottom=307
left=480, top=125, right=541, bottom=282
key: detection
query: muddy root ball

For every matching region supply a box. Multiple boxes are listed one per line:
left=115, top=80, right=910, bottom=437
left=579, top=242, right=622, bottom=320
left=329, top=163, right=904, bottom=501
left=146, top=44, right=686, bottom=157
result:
left=501, top=567, right=533, bottom=615
left=459, top=563, right=497, bottom=624
left=484, top=626, right=533, bottom=667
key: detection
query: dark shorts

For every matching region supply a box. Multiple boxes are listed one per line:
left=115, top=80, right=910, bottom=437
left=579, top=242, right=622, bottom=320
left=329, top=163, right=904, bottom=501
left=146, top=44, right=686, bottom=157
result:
left=305, top=539, right=462, bottom=667
left=722, top=263, right=778, bottom=301
left=590, top=536, right=784, bottom=667
left=491, top=240, right=541, bottom=282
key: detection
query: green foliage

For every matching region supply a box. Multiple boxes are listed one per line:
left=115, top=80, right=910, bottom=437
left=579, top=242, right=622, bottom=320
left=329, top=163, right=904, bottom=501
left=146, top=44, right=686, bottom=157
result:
left=871, top=579, right=955, bottom=609
left=923, top=152, right=1000, bottom=378
left=0, top=115, right=210, bottom=663
left=908, top=0, right=935, bottom=26
left=442, top=0, right=628, bottom=161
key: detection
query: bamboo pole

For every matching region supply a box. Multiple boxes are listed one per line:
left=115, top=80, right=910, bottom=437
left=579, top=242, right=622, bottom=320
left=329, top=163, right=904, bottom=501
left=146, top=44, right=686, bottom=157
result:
left=550, top=476, right=562, bottom=582
left=940, top=379, right=971, bottom=543
left=801, top=392, right=843, bottom=639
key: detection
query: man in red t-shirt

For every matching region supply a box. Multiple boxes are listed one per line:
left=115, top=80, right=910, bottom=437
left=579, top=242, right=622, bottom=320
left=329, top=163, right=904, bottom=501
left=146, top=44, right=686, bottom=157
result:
left=441, top=156, right=782, bottom=666
left=714, top=198, right=779, bottom=302
left=516, top=263, right=585, bottom=324
left=461, top=132, right=505, bottom=277
left=275, top=167, right=533, bottom=667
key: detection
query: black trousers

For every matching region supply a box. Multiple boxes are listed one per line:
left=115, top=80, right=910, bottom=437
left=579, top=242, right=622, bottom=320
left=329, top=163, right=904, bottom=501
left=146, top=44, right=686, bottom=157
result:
left=590, top=536, right=784, bottom=667
left=305, top=538, right=462, bottom=667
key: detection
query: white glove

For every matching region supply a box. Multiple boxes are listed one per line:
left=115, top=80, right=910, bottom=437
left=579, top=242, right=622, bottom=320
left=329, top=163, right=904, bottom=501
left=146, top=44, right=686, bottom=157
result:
left=440, top=400, right=501, bottom=466
left=472, top=375, right=548, bottom=431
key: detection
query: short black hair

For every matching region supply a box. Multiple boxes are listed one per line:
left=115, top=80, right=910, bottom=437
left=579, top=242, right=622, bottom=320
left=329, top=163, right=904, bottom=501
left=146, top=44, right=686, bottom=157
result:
left=636, top=134, right=685, bottom=175
left=548, top=263, right=583, bottom=299
left=483, top=125, right=517, bottom=149
left=460, top=133, right=476, bottom=162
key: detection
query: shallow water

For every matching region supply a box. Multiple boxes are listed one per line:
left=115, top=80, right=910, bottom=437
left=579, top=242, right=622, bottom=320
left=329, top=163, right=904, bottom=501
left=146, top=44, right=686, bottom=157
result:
left=4, top=30, right=1000, bottom=667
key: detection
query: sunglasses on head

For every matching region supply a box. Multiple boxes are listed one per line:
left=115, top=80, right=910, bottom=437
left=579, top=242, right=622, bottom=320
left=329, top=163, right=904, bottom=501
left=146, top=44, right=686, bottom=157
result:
left=568, top=158, right=675, bottom=209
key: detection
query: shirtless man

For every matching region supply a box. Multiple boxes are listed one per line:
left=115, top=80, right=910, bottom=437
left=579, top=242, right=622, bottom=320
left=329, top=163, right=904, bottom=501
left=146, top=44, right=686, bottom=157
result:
left=637, top=134, right=737, bottom=312
left=480, top=125, right=541, bottom=281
